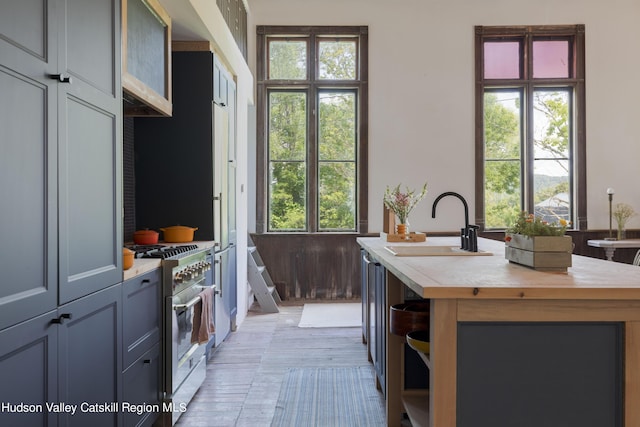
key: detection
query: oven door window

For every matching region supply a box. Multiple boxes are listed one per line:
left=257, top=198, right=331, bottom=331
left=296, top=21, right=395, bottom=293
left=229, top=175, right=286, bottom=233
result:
left=174, top=304, right=197, bottom=362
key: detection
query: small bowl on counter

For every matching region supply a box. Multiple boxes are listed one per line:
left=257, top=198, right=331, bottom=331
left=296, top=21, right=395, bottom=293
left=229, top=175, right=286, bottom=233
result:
left=406, top=330, right=430, bottom=354
left=389, top=301, right=430, bottom=337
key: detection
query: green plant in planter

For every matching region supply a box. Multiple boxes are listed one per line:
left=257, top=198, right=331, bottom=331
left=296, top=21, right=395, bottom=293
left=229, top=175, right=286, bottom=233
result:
left=505, top=211, right=569, bottom=239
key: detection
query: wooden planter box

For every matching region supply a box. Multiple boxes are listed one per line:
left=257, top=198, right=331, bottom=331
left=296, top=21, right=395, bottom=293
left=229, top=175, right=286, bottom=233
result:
left=505, top=234, right=573, bottom=272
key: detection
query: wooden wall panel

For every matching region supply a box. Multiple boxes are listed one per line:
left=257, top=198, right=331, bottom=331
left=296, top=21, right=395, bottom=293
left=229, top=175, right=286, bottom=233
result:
left=251, top=234, right=362, bottom=301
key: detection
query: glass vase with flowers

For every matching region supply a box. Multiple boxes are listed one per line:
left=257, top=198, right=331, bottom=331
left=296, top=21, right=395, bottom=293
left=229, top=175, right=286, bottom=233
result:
left=613, top=203, right=636, bottom=240
left=383, top=182, right=428, bottom=235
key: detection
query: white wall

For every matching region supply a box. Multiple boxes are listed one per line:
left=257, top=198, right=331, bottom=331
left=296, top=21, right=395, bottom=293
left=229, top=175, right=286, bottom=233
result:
left=247, top=0, right=640, bottom=232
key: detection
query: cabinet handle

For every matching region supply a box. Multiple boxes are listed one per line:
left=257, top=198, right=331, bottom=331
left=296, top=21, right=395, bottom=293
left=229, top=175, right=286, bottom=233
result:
left=141, top=279, right=150, bottom=284
left=51, top=313, right=72, bottom=324
left=143, top=359, right=152, bottom=365
left=49, top=74, right=72, bottom=83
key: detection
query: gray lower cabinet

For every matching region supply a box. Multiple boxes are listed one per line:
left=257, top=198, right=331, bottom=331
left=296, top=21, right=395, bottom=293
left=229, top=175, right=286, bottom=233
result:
left=457, top=322, right=623, bottom=427
left=122, top=270, right=161, bottom=367
left=0, top=310, right=58, bottom=427
left=362, top=250, right=386, bottom=395
left=0, top=283, right=122, bottom=427
left=214, top=247, right=233, bottom=347
left=122, top=269, right=162, bottom=427
left=122, top=343, right=161, bottom=427
left=374, top=262, right=387, bottom=395
left=57, top=284, right=123, bottom=427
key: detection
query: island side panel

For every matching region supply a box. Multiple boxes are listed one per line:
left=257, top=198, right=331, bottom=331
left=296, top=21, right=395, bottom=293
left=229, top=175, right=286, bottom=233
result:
left=430, top=298, right=457, bottom=427
left=457, top=298, right=633, bottom=427
left=456, top=322, right=623, bottom=427
left=386, top=272, right=404, bottom=427
left=626, top=321, right=640, bottom=425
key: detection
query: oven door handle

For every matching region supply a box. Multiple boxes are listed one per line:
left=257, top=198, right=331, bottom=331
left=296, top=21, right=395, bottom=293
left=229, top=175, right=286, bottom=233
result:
left=172, top=286, right=213, bottom=311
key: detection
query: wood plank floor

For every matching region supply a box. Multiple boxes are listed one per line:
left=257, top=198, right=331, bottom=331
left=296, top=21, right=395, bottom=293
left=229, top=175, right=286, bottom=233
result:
left=175, top=303, right=379, bottom=427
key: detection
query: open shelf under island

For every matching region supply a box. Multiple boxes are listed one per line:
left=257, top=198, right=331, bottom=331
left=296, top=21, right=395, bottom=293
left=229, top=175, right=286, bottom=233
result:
left=358, top=235, right=640, bottom=427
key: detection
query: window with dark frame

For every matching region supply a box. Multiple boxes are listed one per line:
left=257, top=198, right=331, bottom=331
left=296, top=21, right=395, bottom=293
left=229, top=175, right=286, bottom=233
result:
left=475, top=25, right=586, bottom=231
left=256, top=26, right=369, bottom=233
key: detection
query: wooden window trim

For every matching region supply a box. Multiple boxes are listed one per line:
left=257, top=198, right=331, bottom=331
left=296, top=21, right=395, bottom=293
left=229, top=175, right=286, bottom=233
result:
left=256, top=26, right=369, bottom=234
left=474, top=25, right=586, bottom=230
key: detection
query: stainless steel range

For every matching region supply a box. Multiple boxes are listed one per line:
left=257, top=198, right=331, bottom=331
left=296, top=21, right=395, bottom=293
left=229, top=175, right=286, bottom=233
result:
left=131, top=244, right=213, bottom=426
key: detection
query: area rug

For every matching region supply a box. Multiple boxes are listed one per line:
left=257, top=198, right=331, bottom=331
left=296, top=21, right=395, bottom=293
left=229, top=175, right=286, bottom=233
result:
left=298, top=303, right=362, bottom=328
left=271, top=366, right=385, bottom=427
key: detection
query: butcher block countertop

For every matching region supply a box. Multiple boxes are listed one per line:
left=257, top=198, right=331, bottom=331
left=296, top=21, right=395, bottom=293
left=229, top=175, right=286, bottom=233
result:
left=123, top=240, right=218, bottom=281
left=357, top=236, right=640, bottom=300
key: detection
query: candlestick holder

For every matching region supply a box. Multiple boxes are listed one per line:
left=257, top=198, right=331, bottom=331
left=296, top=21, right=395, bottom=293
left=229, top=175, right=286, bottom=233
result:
left=605, top=188, right=616, bottom=241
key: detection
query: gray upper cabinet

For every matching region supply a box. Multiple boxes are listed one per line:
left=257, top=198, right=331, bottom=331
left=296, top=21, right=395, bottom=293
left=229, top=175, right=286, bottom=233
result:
left=58, top=0, right=123, bottom=304
left=0, top=0, right=58, bottom=330
left=214, top=56, right=229, bottom=107
left=0, top=0, right=122, bottom=321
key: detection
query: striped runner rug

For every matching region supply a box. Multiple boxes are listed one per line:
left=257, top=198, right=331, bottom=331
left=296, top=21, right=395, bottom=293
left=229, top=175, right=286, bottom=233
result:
left=271, top=366, right=385, bottom=427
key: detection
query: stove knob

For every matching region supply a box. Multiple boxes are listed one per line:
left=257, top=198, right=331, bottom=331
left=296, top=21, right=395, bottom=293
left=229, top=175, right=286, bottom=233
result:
left=174, top=273, right=183, bottom=283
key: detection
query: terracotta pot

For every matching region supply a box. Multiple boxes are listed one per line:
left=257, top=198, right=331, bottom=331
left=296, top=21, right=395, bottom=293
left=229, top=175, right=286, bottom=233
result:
left=133, top=229, right=159, bottom=245
left=123, top=247, right=134, bottom=270
left=160, top=225, right=198, bottom=243
left=396, top=224, right=408, bottom=235
left=389, top=301, right=430, bottom=337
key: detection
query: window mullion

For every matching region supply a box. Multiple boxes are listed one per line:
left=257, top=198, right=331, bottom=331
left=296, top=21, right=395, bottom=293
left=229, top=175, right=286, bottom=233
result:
left=308, top=86, right=318, bottom=232
left=524, top=83, right=535, bottom=214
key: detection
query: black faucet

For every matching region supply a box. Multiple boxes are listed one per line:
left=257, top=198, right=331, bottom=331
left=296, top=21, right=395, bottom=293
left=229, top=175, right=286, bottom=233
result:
left=431, top=192, right=478, bottom=252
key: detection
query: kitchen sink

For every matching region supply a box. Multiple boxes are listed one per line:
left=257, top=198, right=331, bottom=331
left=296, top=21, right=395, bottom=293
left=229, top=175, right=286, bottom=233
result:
left=384, top=245, right=492, bottom=256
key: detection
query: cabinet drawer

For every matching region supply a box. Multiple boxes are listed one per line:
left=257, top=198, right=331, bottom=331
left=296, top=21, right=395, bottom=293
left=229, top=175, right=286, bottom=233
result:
left=123, top=269, right=161, bottom=367
left=122, top=343, right=161, bottom=427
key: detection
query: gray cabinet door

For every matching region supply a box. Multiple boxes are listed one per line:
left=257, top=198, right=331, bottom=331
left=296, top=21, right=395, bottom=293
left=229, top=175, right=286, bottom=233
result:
left=57, top=0, right=123, bottom=303
left=213, top=56, right=229, bottom=106
left=57, top=283, right=122, bottom=427
left=122, top=269, right=161, bottom=367
left=0, top=310, right=58, bottom=427
left=374, top=263, right=386, bottom=395
left=214, top=247, right=232, bottom=346
left=0, top=0, right=58, bottom=330
left=122, top=343, right=161, bottom=427
left=227, top=79, right=237, bottom=246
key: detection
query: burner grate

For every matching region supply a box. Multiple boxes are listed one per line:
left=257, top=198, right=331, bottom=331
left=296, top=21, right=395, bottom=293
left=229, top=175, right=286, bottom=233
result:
left=126, top=244, right=200, bottom=259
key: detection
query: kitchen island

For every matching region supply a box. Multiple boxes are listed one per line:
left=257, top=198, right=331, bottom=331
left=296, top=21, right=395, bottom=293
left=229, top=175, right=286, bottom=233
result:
left=358, top=236, right=640, bottom=427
